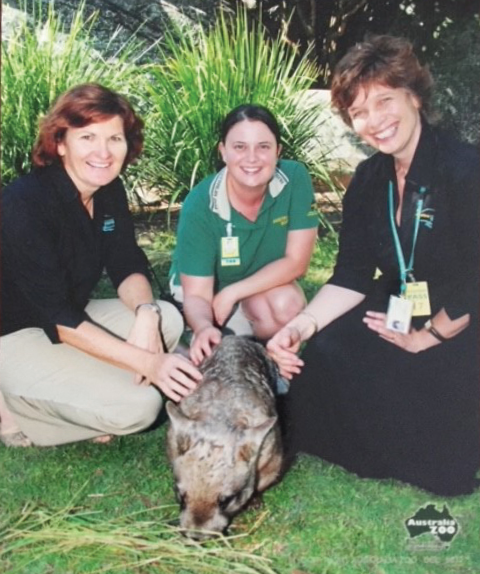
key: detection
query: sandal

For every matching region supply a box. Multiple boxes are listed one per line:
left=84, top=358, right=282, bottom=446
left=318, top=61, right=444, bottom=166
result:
left=90, top=434, right=114, bottom=444
left=0, top=396, right=33, bottom=447
left=0, top=429, right=32, bottom=448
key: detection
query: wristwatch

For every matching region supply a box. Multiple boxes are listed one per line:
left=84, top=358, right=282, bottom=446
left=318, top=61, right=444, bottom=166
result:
left=135, top=302, right=162, bottom=318
left=424, top=319, right=447, bottom=343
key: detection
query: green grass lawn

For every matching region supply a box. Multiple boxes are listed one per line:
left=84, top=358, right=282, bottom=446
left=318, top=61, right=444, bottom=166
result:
left=1, top=230, right=479, bottom=574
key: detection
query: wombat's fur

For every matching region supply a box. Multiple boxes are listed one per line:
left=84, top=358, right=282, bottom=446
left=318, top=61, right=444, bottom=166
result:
left=166, top=335, right=283, bottom=538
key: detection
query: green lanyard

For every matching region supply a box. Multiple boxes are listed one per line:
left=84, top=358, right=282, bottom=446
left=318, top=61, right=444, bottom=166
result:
left=388, top=180, right=426, bottom=294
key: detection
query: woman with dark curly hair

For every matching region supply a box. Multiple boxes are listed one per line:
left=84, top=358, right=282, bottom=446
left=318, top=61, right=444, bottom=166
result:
left=0, top=84, right=201, bottom=447
left=268, top=35, right=479, bottom=496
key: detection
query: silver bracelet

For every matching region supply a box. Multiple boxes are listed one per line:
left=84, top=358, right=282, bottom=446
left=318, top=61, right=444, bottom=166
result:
left=135, top=302, right=162, bottom=317
left=298, top=310, right=318, bottom=334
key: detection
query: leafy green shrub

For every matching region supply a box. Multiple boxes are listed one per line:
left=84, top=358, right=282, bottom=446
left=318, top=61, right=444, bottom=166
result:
left=2, top=2, right=338, bottom=229
left=430, top=16, right=480, bottom=145
left=1, top=0, right=145, bottom=185
left=133, top=8, right=334, bottom=223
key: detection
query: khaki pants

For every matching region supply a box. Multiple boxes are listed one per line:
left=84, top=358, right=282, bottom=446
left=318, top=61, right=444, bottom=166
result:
left=0, top=299, right=183, bottom=446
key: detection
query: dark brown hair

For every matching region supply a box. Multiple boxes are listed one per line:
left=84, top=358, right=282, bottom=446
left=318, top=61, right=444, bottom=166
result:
left=219, top=104, right=281, bottom=145
left=32, top=83, right=144, bottom=169
left=216, top=104, right=281, bottom=170
left=331, top=34, right=434, bottom=127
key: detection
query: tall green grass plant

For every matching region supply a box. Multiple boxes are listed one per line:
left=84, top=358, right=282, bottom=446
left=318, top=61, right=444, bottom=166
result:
left=1, top=0, right=146, bottom=185
left=134, top=8, right=334, bottom=225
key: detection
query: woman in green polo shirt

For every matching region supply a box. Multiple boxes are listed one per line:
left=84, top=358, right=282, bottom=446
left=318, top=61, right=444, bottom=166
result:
left=170, top=104, right=318, bottom=365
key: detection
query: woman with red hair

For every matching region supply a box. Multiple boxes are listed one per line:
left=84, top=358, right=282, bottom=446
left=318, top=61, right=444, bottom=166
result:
left=0, top=84, right=201, bottom=447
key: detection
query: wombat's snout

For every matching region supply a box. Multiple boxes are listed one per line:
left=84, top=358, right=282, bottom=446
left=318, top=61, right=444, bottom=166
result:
left=174, top=482, right=233, bottom=539
left=179, top=508, right=230, bottom=540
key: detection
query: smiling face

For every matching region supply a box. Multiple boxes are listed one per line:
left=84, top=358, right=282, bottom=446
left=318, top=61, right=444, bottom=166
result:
left=348, top=83, right=422, bottom=165
left=218, top=119, right=281, bottom=194
left=57, top=115, right=128, bottom=196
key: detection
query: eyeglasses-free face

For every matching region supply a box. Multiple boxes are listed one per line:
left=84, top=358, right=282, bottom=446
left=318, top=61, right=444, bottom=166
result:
left=218, top=119, right=282, bottom=195
left=348, top=84, right=422, bottom=164
left=57, top=115, right=128, bottom=197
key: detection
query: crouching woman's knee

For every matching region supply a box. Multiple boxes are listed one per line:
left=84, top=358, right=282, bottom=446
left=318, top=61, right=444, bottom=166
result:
left=269, top=285, right=306, bottom=326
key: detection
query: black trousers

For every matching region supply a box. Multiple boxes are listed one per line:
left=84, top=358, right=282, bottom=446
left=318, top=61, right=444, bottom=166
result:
left=285, top=301, right=479, bottom=497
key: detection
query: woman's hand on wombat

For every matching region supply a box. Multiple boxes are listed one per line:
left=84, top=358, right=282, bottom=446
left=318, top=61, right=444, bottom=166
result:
left=190, top=326, right=222, bottom=365
left=267, top=326, right=304, bottom=379
left=146, top=353, right=202, bottom=402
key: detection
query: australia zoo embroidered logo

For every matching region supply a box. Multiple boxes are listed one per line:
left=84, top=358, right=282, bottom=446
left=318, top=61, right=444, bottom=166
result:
left=102, top=217, right=115, bottom=232
left=419, top=208, right=435, bottom=229
left=405, top=504, right=459, bottom=549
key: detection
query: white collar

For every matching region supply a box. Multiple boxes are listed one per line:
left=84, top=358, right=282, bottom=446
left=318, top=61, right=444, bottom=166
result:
left=208, top=165, right=289, bottom=221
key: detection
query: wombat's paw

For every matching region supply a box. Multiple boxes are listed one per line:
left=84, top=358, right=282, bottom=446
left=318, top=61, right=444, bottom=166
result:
left=246, top=493, right=264, bottom=510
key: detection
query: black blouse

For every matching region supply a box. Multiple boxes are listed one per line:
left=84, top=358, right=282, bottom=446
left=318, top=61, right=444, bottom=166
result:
left=328, top=121, right=480, bottom=321
left=1, top=163, right=150, bottom=342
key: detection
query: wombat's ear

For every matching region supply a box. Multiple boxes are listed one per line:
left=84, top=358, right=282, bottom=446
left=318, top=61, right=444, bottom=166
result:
left=252, top=416, right=278, bottom=439
left=239, top=416, right=278, bottom=457
left=237, top=416, right=278, bottom=463
left=166, top=402, right=194, bottom=432
left=166, top=402, right=194, bottom=455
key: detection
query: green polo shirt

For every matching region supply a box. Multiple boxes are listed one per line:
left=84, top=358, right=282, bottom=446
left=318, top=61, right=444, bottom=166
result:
left=170, top=159, right=318, bottom=292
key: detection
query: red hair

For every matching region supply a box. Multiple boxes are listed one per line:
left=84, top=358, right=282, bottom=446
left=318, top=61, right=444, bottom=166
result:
left=32, top=83, right=144, bottom=169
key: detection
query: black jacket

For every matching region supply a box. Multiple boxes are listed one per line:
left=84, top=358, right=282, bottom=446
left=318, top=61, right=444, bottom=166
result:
left=329, top=122, right=480, bottom=322
left=1, top=163, right=150, bottom=342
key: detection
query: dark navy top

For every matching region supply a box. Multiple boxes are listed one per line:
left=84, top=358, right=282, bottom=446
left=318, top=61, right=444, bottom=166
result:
left=1, top=163, right=149, bottom=342
left=329, top=121, right=480, bottom=322
left=288, top=122, right=480, bottom=496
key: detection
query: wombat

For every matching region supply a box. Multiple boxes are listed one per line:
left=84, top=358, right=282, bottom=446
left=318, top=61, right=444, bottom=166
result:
left=166, top=335, right=283, bottom=539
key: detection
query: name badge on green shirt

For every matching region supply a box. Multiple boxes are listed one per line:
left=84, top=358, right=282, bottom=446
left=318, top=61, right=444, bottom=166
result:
left=221, top=236, right=240, bottom=266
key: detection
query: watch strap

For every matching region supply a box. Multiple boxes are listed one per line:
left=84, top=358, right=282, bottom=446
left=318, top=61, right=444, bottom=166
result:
left=424, top=319, right=447, bottom=343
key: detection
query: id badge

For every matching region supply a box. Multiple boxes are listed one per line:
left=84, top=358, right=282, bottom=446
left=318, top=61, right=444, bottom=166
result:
left=221, top=236, right=240, bottom=266
left=386, top=295, right=413, bottom=334
left=404, top=281, right=431, bottom=317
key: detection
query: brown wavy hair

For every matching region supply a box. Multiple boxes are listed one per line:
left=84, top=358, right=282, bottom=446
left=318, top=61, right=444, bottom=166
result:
left=331, top=34, right=434, bottom=127
left=32, top=83, right=144, bottom=169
